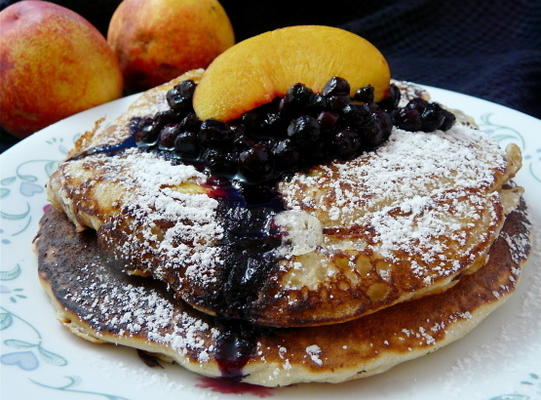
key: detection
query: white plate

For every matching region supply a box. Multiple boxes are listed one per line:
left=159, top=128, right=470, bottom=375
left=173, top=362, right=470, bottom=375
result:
left=0, top=86, right=540, bottom=400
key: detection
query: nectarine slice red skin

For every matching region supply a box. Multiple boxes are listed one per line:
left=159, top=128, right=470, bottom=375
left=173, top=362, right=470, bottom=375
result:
left=193, top=25, right=391, bottom=122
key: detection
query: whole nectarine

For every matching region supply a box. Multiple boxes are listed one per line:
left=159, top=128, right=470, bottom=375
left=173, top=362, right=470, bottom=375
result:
left=0, top=1, right=123, bottom=138
left=193, top=25, right=391, bottom=122
left=107, top=0, right=235, bottom=91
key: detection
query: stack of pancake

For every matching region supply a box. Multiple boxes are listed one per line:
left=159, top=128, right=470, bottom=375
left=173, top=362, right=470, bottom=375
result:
left=35, top=69, right=531, bottom=386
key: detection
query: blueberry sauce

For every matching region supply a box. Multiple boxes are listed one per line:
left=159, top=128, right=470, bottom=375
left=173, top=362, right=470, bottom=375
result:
left=71, top=78, right=456, bottom=184
left=123, top=78, right=455, bottom=183
left=68, top=135, right=137, bottom=161
left=211, top=319, right=275, bottom=379
left=198, top=177, right=285, bottom=320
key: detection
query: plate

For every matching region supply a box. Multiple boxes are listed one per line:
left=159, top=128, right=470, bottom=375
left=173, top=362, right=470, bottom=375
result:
left=1, top=86, right=540, bottom=400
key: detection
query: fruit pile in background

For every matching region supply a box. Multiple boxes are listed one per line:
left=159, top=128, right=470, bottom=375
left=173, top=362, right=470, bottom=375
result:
left=0, top=0, right=235, bottom=138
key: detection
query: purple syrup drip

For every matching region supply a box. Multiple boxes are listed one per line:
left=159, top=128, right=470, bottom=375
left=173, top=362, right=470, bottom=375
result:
left=68, top=132, right=286, bottom=380
left=67, top=135, right=137, bottom=161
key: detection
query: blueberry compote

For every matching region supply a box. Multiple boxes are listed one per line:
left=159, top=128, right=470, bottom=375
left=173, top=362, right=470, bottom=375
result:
left=73, top=77, right=456, bottom=175
left=72, top=77, right=456, bottom=379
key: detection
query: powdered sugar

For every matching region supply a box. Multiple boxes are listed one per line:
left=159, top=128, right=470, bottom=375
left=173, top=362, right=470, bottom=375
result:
left=64, top=262, right=220, bottom=358
left=78, top=150, right=225, bottom=288
left=305, top=345, right=323, bottom=366
left=280, top=124, right=508, bottom=283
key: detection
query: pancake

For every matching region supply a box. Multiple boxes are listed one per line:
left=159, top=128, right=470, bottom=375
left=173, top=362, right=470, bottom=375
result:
left=46, top=71, right=523, bottom=327
left=35, top=198, right=530, bottom=386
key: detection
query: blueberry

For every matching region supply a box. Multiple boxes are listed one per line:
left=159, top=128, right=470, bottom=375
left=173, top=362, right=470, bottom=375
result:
left=174, top=131, right=199, bottom=157
left=326, top=95, right=350, bottom=111
left=177, top=80, right=197, bottom=98
left=233, top=134, right=256, bottom=151
left=420, top=103, right=445, bottom=132
left=241, top=109, right=262, bottom=131
left=306, top=93, right=328, bottom=113
left=322, top=76, right=350, bottom=96
left=287, top=115, right=320, bottom=144
left=271, top=139, right=300, bottom=170
left=129, top=117, right=151, bottom=136
left=199, top=119, right=230, bottom=147
left=178, top=112, right=201, bottom=132
left=394, top=108, right=422, bottom=132
left=166, top=80, right=196, bottom=111
left=263, top=136, right=279, bottom=150
left=378, top=84, right=401, bottom=111
left=158, top=124, right=181, bottom=149
left=285, top=83, right=313, bottom=106
left=154, top=109, right=178, bottom=126
left=360, top=111, right=392, bottom=147
left=260, top=112, right=283, bottom=132
left=238, top=143, right=274, bottom=182
left=341, top=104, right=370, bottom=129
left=202, top=149, right=236, bottom=176
left=136, top=119, right=161, bottom=144
left=332, top=129, right=362, bottom=159
left=316, top=111, right=340, bottom=130
left=353, top=85, right=375, bottom=103
left=166, top=91, right=191, bottom=111
left=228, top=123, right=246, bottom=138
left=279, top=83, right=313, bottom=115
left=439, top=109, right=456, bottom=131
left=277, top=97, right=290, bottom=116
left=405, top=98, right=429, bottom=112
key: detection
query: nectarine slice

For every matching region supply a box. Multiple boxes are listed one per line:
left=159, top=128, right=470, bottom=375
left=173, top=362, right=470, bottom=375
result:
left=193, top=25, right=391, bottom=121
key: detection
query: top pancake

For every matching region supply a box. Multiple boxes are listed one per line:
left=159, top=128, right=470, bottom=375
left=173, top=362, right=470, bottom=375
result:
left=46, top=70, right=523, bottom=327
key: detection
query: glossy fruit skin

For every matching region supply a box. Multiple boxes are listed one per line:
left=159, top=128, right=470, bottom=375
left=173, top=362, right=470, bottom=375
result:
left=193, top=25, right=391, bottom=121
left=377, top=84, right=401, bottom=111
left=238, top=144, right=274, bottom=182
left=0, top=0, right=123, bottom=137
left=440, top=110, right=457, bottom=131
left=158, top=123, right=181, bottom=149
left=316, top=111, right=340, bottom=130
left=271, top=139, right=300, bottom=170
left=353, top=85, right=375, bottom=103
left=420, top=103, right=446, bottom=132
left=322, top=76, right=350, bottom=96
left=174, top=130, right=199, bottom=157
left=199, top=119, right=229, bottom=148
left=107, top=0, right=235, bottom=91
left=393, top=99, right=455, bottom=132
left=166, top=80, right=196, bottom=111
left=394, top=108, right=423, bottom=131
left=287, top=116, right=321, bottom=144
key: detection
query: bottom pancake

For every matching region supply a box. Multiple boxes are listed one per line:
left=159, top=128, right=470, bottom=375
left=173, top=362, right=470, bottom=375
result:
left=35, top=202, right=530, bottom=387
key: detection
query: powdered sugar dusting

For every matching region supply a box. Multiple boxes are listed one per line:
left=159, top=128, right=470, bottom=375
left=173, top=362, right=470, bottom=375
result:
left=83, top=150, right=224, bottom=288
left=64, top=262, right=220, bottom=359
left=305, top=345, right=323, bottom=366
left=280, top=125, right=508, bottom=285
left=283, top=125, right=505, bottom=216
